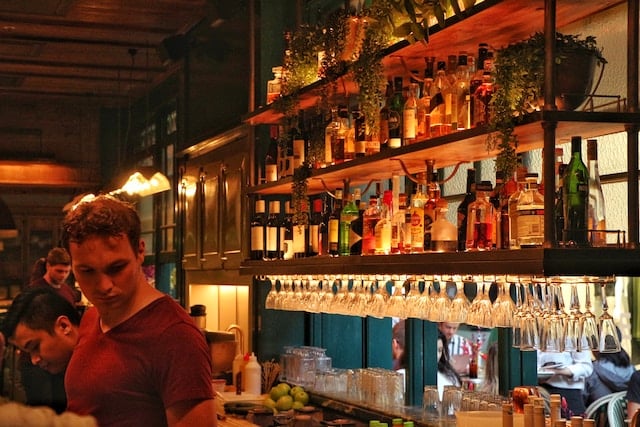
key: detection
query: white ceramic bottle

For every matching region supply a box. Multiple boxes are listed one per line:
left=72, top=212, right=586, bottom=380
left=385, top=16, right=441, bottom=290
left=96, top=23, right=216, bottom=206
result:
left=244, top=352, right=262, bottom=396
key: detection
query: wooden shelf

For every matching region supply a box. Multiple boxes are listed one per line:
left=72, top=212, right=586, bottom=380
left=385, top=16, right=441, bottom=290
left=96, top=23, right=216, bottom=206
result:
left=241, top=248, right=640, bottom=277
left=240, top=248, right=640, bottom=277
left=247, top=110, right=640, bottom=196
left=243, top=0, right=625, bottom=127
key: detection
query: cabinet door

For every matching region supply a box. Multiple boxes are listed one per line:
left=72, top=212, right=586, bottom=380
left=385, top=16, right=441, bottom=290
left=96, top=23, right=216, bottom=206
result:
left=200, top=169, right=221, bottom=269
left=181, top=167, right=200, bottom=270
left=221, top=153, right=245, bottom=268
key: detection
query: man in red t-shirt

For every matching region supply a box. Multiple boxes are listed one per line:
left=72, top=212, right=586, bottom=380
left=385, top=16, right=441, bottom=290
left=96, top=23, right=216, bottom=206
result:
left=62, top=195, right=216, bottom=427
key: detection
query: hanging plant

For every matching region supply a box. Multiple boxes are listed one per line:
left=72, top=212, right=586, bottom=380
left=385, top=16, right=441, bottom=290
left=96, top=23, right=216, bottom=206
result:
left=487, top=32, right=606, bottom=178
left=292, top=161, right=312, bottom=226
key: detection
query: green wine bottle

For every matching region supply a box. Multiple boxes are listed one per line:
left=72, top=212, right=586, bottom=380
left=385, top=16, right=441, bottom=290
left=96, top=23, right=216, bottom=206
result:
left=339, top=193, right=359, bottom=256
left=562, top=136, right=589, bottom=247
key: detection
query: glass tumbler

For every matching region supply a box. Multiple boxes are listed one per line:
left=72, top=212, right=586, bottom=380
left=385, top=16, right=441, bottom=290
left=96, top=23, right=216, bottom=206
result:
left=423, top=385, right=441, bottom=422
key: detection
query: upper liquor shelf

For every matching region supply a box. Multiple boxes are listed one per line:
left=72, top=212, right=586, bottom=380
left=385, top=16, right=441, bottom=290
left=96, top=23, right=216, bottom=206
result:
left=247, top=110, right=640, bottom=195
left=243, top=0, right=626, bottom=127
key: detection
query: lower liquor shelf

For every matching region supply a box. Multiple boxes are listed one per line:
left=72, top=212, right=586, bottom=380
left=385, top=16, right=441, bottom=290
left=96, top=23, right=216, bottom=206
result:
left=240, top=248, right=640, bottom=277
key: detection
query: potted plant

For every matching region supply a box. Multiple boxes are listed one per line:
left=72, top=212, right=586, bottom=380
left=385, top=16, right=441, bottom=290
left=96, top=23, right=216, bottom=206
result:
left=487, top=32, right=607, bottom=178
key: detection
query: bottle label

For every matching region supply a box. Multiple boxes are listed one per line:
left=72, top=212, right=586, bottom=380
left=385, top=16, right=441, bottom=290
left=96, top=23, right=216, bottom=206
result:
left=265, top=164, right=277, bottom=182
left=292, top=225, right=306, bottom=255
left=403, top=109, right=416, bottom=139
left=328, top=219, right=339, bottom=250
left=251, top=226, right=264, bottom=250
left=266, top=226, right=278, bottom=251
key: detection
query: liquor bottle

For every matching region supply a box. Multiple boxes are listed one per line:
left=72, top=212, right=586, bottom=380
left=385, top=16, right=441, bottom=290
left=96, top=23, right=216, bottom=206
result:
left=250, top=199, right=266, bottom=260
left=309, top=198, right=326, bottom=257
left=362, top=194, right=380, bottom=255
left=392, top=193, right=408, bottom=254
left=466, top=181, right=494, bottom=250
left=554, top=148, right=566, bottom=245
left=328, top=188, right=343, bottom=256
left=515, top=173, right=545, bottom=248
left=388, top=76, right=405, bottom=148
left=292, top=111, right=306, bottom=170
left=416, top=58, right=433, bottom=140
left=430, top=201, right=457, bottom=252
left=281, top=201, right=294, bottom=260
left=453, top=53, right=471, bottom=131
left=277, top=124, right=294, bottom=178
left=293, top=201, right=309, bottom=259
left=587, top=139, right=607, bottom=246
left=265, top=200, right=283, bottom=260
left=507, top=161, right=528, bottom=249
left=343, top=106, right=356, bottom=162
left=374, top=190, right=393, bottom=255
left=403, top=82, right=418, bottom=144
left=563, top=136, right=589, bottom=247
left=468, top=338, right=480, bottom=379
left=353, top=106, right=367, bottom=158
left=339, top=193, right=360, bottom=256
left=423, top=167, right=440, bottom=250
left=456, top=168, right=476, bottom=251
left=491, top=170, right=505, bottom=249
left=410, top=184, right=426, bottom=253
left=500, top=172, right=517, bottom=249
left=379, top=81, right=391, bottom=150
left=350, top=188, right=363, bottom=255
left=430, top=61, right=449, bottom=136
left=265, top=126, right=278, bottom=182
left=332, top=105, right=348, bottom=164
left=324, top=107, right=339, bottom=167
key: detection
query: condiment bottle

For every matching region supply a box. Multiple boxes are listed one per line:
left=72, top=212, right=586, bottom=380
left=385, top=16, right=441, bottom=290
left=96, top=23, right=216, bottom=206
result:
left=244, top=352, right=262, bottom=395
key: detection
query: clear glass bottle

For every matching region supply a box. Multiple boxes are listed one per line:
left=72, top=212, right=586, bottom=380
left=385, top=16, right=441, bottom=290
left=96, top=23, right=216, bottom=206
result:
left=587, top=139, right=607, bottom=246
left=324, top=107, right=339, bottom=167
left=410, top=184, right=426, bottom=253
left=430, top=61, right=449, bottom=137
left=392, top=193, right=408, bottom=254
left=403, top=82, right=418, bottom=144
left=374, top=190, right=393, bottom=255
left=430, top=203, right=457, bottom=252
left=423, top=167, right=440, bottom=251
left=466, top=181, right=494, bottom=250
left=453, top=53, right=470, bottom=131
left=417, top=57, right=434, bottom=140
left=515, top=173, right=545, bottom=248
left=563, top=136, right=589, bottom=247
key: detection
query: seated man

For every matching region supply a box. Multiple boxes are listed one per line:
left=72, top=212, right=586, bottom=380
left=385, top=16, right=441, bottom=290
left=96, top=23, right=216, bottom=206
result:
left=1, top=287, right=80, bottom=413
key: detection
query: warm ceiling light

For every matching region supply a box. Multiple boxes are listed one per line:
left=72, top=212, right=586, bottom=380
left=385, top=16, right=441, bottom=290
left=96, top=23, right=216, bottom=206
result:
left=110, top=170, right=171, bottom=198
left=139, top=172, right=171, bottom=197
left=0, top=197, right=18, bottom=239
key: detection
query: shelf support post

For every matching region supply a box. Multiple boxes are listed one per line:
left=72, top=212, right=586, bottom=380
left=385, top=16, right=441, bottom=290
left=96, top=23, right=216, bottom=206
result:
left=627, top=0, right=639, bottom=248
left=543, top=0, right=558, bottom=247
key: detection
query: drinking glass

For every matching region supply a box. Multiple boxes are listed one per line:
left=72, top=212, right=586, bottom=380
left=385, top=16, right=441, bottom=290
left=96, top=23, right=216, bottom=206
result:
left=318, top=275, right=335, bottom=314
left=331, top=277, right=348, bottom=315
left=467, top=278, right=493, bottom=328
left=598, top=278, right=621, bottom=353
left=442, top=386, right=463, bottom=420
left=492, top=276, right=515, bottom=327
left=417, top=275, right=434, bottom=321
left=386, top=275, right=407, bottom=318
left=423, top=385, right=441, bottom=422
left=563, top=280, right=583, bottom=352
left=447, top=275, right=470, bottom=323
left=404, top=276, right=421, bottom=319
left=369, top=275, right=390, bottom=319
left=429, top=275, right=451, bottom=322
left=265, top=276, right=278, bottom=309
left=307, top=276, right=321, bottom=313
left=581, top=280, right=599, bottom=350
left=540, top=284, right=565, bottom=352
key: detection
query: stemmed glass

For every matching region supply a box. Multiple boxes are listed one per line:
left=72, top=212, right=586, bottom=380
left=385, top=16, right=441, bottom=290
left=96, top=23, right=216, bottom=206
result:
left=598, top=277, right=621, bottom=353
left=369, top=275, right=390, bottom=319
left=446, top=275, right=470, bottom=323
left=467, top=276, right=492, bottom=328
left=519, top=282, right=540, bottom=351
left=581, top=279, right=600, bottom=351
left=318, top=275, right=335, bottom=314
left=265, top=276, right=278, bottom=309
left=331, top=277, right=349, bottom=315
left=307, top=275, right=321, bottom=314
left=386, top=275, right=407, bottom=318
left=417, top=275, right=434, bottom=321
left=511, top=280, right=524, bottom=348
left=540, top=283, right=565, bottom=352
left=492, top=276, right=515, bottom=327
left=563, top=279, right=584, bottom=352
left=404, top=276, right=421, bottom=319
left=428, top=275, right=451, bottom=322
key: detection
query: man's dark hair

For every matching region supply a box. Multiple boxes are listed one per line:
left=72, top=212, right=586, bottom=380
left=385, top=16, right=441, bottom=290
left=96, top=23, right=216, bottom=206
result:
left=1, top=287, right=80, bottom=340
left=62, top=194, right=141, bottom=254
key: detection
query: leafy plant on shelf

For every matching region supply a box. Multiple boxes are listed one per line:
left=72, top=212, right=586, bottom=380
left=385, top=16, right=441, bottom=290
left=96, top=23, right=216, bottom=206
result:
left=292, top=161, right=312, bottom=227
left=487, top=32, right=606, bottom=179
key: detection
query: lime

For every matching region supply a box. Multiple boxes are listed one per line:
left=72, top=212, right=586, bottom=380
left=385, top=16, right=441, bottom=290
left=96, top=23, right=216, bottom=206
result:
left=292, top=401, right=305, bottom=410
left=290, top=386, right=304, bottom=396
left=277, top=383, right=291, bottom=395
left=263, top=398, right=277, bottom=410
left=276, top=395, right=294, bottom=412
left=270, top=386, right=289, bottom=401
left=293, top=390, right=309, bottom=405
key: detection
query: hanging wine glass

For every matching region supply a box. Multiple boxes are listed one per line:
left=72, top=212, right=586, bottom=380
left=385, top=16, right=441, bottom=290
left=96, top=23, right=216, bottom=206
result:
left=307, top=275, right=321, bottom=314
left=386, top=274, right=407, bottom=318
left=331, top=277, right=349, bottom=315
left=511, top=280, right=524, bottom=348
left=318, top=275, right=335, bottom=314
left=370, top=275, right=390, bottom=319
left=446, top=275, right=470, bottom=323
left=520, top=280, right=540, bottom=351
left=598, top=277, right=621, bottom=353
left=492, top=276, right=515, bottom=327
left=581, top=278, right=600, bottom=351
left=540, top=282, right=565, bottom=352
left=428, top=275, right=450, bottom=322
left=563, top=278, right=584, bottom=352
left=417, top=275, right=434, bottom=321
left=404, top=276, right=421, bottom=319
left=265, top=276, right=278, bottom=310
left=467, top=276, right=493, bottom=329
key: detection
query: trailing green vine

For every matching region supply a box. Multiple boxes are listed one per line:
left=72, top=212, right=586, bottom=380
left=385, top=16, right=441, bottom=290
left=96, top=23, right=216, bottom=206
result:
left=292, top=161, right=312, bottom=226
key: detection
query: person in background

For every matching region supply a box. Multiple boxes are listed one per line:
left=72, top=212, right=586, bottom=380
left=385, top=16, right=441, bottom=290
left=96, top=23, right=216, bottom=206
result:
left=438, top=321, right=471, bottom=374
left=1, top=287, right=80, bottom=413
left=584, top=328, right=635, bottom=406
left=29, top=247, right=81, bottom=305
left=627, top=370, right=640, bottom=419
left=392, top=319, right=406, bottom=372
left=537, top=346, right=593, bottom=416
left=62, top=194, right=216, bottom=427
left=437, top=331, right=462, bottom=399
left=480, top=342, right=499, bottom=395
